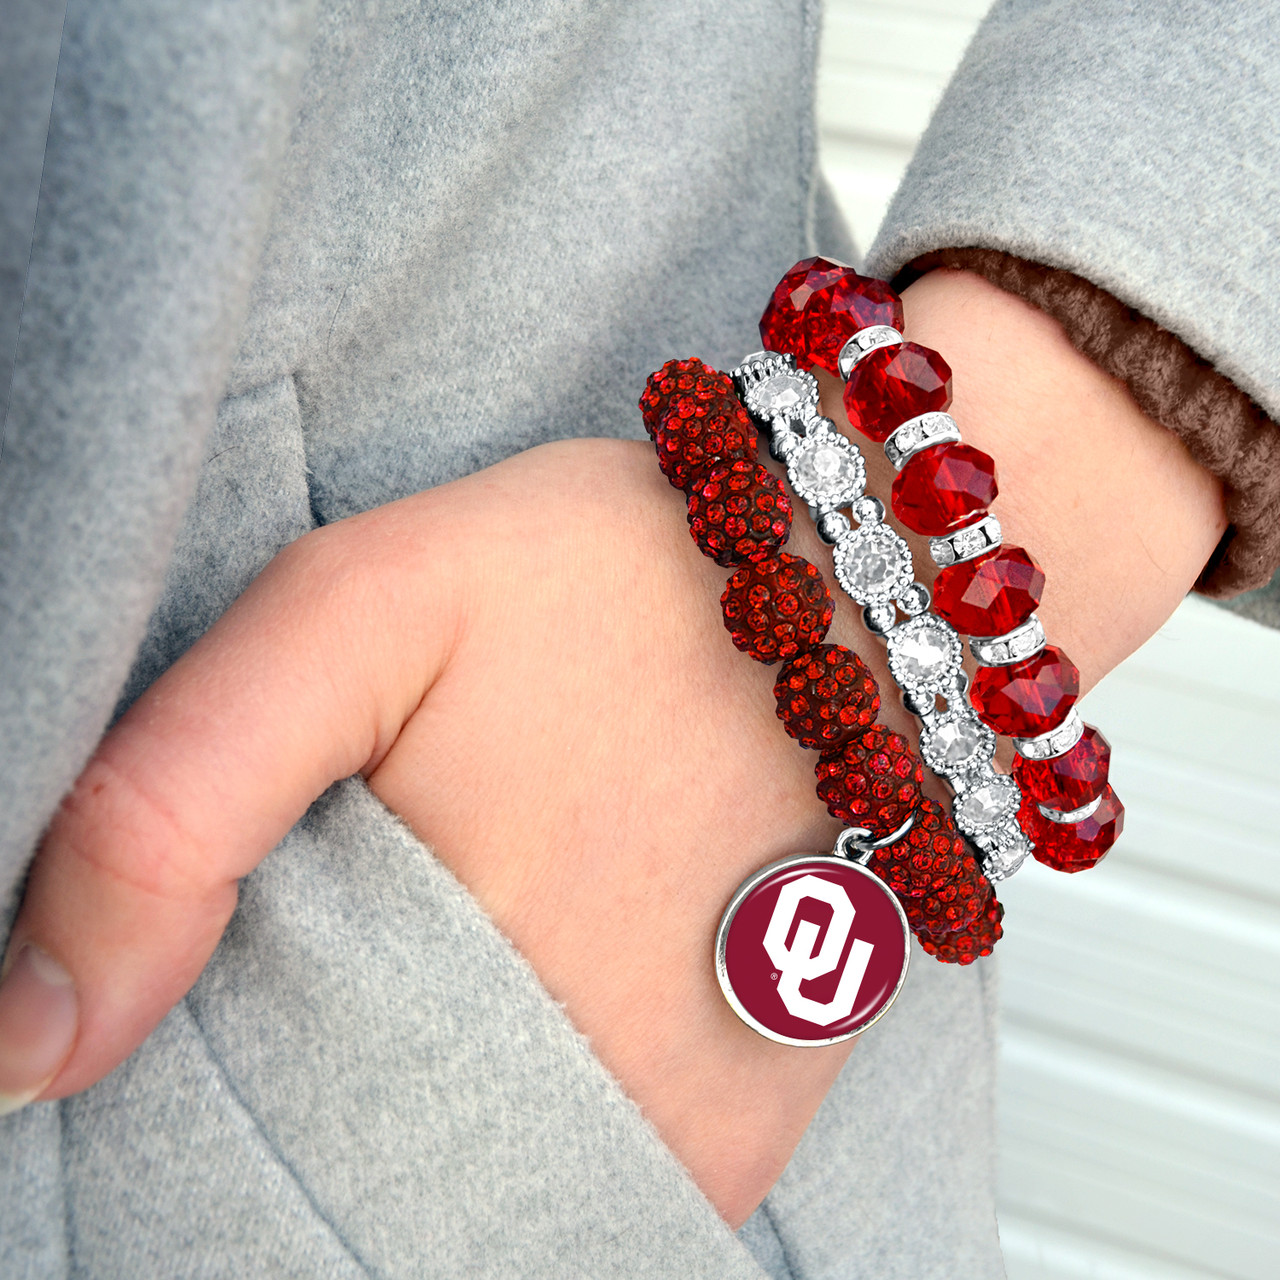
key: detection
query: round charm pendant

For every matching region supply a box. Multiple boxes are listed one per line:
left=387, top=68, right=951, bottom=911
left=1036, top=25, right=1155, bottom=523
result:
left=716, top=854, right=910, bottom=1046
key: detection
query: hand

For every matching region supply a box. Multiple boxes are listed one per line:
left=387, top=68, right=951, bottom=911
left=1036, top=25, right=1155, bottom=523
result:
left=0, top=271, right=1227, bottom=1229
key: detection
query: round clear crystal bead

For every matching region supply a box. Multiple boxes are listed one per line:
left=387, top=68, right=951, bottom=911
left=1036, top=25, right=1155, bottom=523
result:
left=793, top=442, right=855, bottom=496
left=893, top=625, right=952, bottom=683
left=791, top=438, right=862, bottom=505
left=929, top=719, right=983, bottom=766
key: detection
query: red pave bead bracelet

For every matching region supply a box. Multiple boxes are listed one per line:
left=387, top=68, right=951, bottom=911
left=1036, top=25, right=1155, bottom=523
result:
left=639, top=359, right=1003, bottom=1046
left=753, top=258, right=1124, bottom=877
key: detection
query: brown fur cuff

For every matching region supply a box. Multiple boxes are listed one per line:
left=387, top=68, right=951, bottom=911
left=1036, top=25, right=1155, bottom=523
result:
left=898, top=248, right=1280, bottom=598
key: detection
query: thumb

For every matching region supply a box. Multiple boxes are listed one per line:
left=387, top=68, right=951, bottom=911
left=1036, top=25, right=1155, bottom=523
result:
left=0, top=504, right=459, bottom=1109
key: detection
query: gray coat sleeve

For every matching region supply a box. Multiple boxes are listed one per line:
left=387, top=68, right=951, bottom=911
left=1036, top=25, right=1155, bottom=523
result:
left=0, top=0, right=316, bottom=923
left=869, top=0, right=1280, bottom=425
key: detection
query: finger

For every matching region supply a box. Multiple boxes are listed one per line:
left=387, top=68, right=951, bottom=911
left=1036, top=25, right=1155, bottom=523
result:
left=0, top=495, right=462, bottom=1107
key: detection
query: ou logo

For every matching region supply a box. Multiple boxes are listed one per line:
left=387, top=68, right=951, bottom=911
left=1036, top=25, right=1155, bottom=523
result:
left=763, top=875, right=873, bottom=1026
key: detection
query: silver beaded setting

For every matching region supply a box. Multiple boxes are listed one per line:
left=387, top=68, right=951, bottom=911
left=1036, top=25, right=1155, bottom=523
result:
left=919, top=709, right=996, bottom=778
left=786, top=420, right=866, bottom=511
left=832, top=523, right=914, bottom=607
left=886, top=615, right=964, bottom=696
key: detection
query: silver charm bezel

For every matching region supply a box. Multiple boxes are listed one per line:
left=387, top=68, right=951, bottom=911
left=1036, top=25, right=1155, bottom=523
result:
left=714, top=853, right=910, bottom=1048
left=832, top=523, right=914, bottom=606
left=885, top=615, right=964, bottom=696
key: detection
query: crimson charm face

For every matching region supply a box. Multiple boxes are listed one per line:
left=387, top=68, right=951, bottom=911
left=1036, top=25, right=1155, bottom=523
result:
left=716, top=854, right=910, bottom=1046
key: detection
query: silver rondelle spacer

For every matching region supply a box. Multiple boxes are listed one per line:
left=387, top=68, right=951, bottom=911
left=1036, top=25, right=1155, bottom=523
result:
left=930, top=515, right=1003, bottom=567
left=837, top=326, right=903, bottom=379
left=1013, top=709, right=1085, bottom=761
left=970, top=615, right=1047, bottom=667
left=884, top=412, right=962, bottom=470
left=816, top=509, right=852, bottom=544
left=1039, top=794, right=1103, bottom=824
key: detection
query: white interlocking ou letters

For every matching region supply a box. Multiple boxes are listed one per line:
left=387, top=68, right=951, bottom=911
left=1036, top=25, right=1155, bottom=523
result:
left=762, top=875, right=874, bottom=1025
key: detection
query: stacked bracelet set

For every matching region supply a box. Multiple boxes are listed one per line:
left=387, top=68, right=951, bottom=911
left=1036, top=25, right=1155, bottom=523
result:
left=752, top=257, right=1124, bottom=875
left=641, top=258, right=1123, bottom=1046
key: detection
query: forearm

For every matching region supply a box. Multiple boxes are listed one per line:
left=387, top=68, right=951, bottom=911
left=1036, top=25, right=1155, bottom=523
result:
left=838, top=270, right=1228, bottom=693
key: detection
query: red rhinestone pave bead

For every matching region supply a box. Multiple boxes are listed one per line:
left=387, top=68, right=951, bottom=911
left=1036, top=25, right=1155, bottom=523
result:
left=773, top=643, right=880, bottom=750
left=759, top=257, right=904, bottom=376
left=815, top=726, right=923, bottom=838
left=891, top=442, right=997, bottom=536
left=1014, top=724, right=1111, bottom=811
left=721, top=552, right=834, bottom=664
left=653, top=394, right=756, bottom=490
left=842, top=343, right=952, bottom=443
left=1020, top=785, right=1124, bottom=872
left=870, top=798, right=985, bottom=933
left=916, top=886, right=1004, bottom=964
left=639, top=358, right=733, bottom=437
left=931, top=545, right=1045, bottom=637
left=687, top=461, right=791, bottom=566
left=970, top=645, right=1080, bottom=738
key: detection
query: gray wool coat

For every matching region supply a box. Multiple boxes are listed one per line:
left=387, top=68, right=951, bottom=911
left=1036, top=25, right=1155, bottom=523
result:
left=2, top=1, right=1276, bottom=1276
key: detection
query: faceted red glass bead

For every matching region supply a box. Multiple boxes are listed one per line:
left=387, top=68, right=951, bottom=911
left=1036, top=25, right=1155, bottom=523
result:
left=721, top=552, right=834, bottom=664
left=815, top=725, right=923, bottom=838
left=639, top=357, right=733, bottom=437
left=687, top=461, right=791, bottom=567
left=759, top=257, right=904, bottom=376
left=931, top=545, right=1045, bottom=637
left=891, top=442, right=997, bottom=536
left=970, top=645, right=1080, bottom=738
left=916, top=885, right=1003, bottom=964
left=652, top=394, right=756, bottom=490
left=842, top=343, right=952, bottom=443
left=773, top=643, right=880, bottom=750
left=1014, top=724, right=1111, bottom=811
left=1020, top=785, right=1124, bottom=872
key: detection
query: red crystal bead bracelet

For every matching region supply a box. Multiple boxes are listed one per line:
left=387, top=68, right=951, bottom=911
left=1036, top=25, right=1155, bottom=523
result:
left=640, top=358, right=1003, bottom=980
left=749, top=258, right=1124, bottom=875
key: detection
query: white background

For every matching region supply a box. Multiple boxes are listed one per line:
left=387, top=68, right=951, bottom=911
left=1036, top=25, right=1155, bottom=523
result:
left=815, top=4, right=1280, bottom=1277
